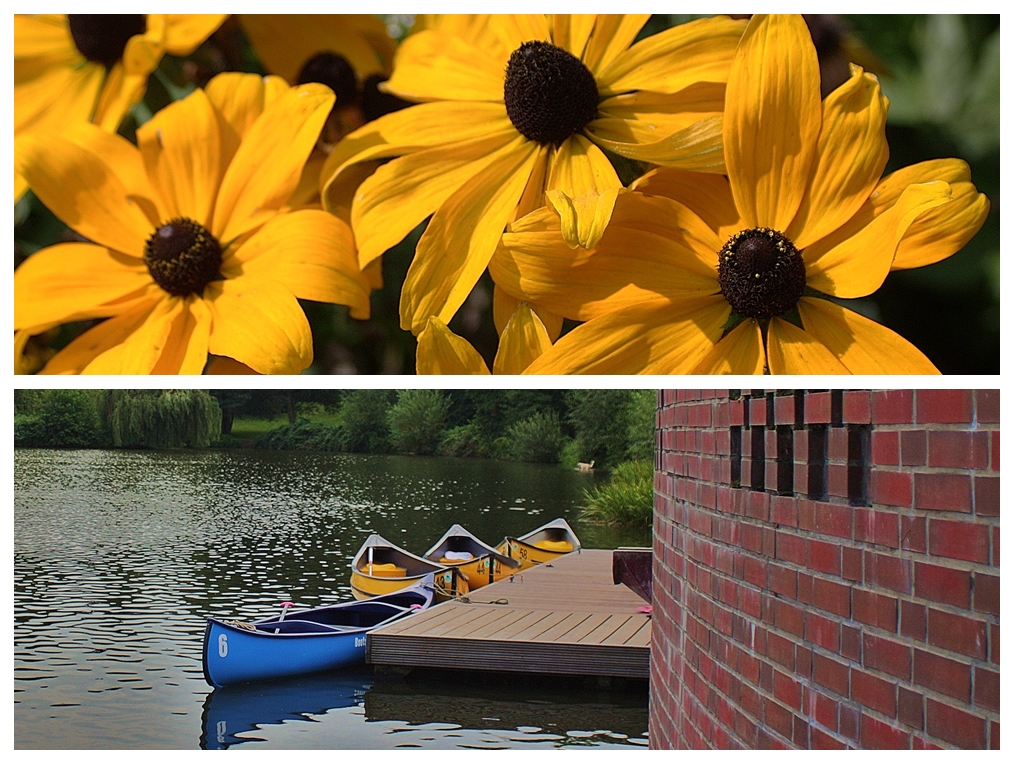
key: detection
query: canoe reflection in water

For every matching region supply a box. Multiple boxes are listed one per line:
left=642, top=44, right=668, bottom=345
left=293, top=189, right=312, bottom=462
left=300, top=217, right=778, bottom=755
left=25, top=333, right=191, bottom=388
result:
left=200, top=672, right=372, bottom=749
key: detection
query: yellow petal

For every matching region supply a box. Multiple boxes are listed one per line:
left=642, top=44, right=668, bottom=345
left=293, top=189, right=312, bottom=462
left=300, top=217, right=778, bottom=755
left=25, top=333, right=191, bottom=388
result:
left=39, top=298, right=162, bottom=374
left=787, top=65, right=889, bottom=250
left=15, top=54, right=103, bottom=136
left=162, top=14, right=227, bottom=55
left=523, top=296, right=730, bottom=375
left=401, top=136, right=540, bottom=334
left=546, top=134, right=622, bottom=249
left=494, top=193, right=721, bottom=321
left=580, top=15, right=650, bottom=77
left=206, top=278, right=313, bottom=374
left=82, top=297, right=195, bottom=374
left=798, top=297, right=939, bottom=374
left=488, top=14, right=551, bottom=52
left=320, top=101, right=513, bottom=217
left=241, top=15, right=394, bottom=82
left=137, top=87, right=223, bottom=225
left=14, top=243, right=151, bottom=329
left=596, top=82, right=726, bottom=143
left=805, top=181, right=951, bottom=298
left=766, top=316, right=849, bottom=374
left=206, top=356, right=260, bottom=374
left=145, top=296, right=212, bottom=374
left=214, top=83, right=334, bottom=243
left=415, top=317, right=491, bottom=375
left=492, top=283, right=563, bottom=341
left=493, top=303, right=553, bottom=375
left=587, top=114, right=726, bottom=171
left=597, top=16, right=746, bottom=95
left=513, top=144, right=552, bottom=220
left=383, top=29, right=505, bottom=102
left=16, top=130, right=155, bottom=256
left=205, top=72, right=291, bottom=163
left=725, top=14, right=820, bottom=230
left=691, top=319, right=765, bottom=374
left=551, top=14, right=597, bottom=60
left=14, top=14, right=73, bottom=58
left=93, top=63, right=148, bottom=132
left=229, top=209, right=372, bottom=320
left=351, top=124, right=518, bottom=267
left=630, top=167, right=741, bottom=239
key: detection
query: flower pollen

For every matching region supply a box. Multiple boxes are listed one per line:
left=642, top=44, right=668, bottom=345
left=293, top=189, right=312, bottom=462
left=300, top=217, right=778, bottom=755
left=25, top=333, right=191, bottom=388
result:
left=503, top=41, right=599, bottom=146
left=68, top=15, right=147, bottom=69
left=297, top=52, right=358, bottom=107
left=718, top=227, right=806, bottom=320
left=144, top=218, right=223, bottom=297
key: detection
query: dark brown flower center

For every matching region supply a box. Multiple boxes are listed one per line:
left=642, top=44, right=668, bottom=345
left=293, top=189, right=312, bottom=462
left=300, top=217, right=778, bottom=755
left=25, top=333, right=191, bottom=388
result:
left=68, top=14, right=146, bottom=69
left=296, top=52, right=358, bottom=107
left=144, top=218, right=223, bottom=297
left=718, top=228, right=806, bottom=320
left=503, top=41, right=599, bottom=145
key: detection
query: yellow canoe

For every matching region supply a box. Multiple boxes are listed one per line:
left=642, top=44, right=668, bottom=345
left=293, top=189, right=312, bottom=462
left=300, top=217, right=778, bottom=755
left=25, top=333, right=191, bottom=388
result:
left=350, top=533, right=469, bottom=602
left=424, top=524, right=522, bottom=590
left=496, top=518, right=582, bottom=570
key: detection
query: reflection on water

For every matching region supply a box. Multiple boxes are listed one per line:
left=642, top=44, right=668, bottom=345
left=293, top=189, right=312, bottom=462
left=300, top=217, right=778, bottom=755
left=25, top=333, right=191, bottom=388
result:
left=15, top=448, right=649, bottom=749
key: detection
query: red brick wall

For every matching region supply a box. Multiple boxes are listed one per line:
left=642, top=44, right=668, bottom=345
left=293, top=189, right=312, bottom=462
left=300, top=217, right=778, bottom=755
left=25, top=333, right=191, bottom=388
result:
left=651, top=389, right=999, bottom=750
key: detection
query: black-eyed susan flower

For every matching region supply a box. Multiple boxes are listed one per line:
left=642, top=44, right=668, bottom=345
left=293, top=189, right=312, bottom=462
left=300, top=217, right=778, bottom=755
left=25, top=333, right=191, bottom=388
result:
left=320, top=13, right=748, bottom=336
left=416, top=303, right=552, bottom=375
left=492, top=14, right=989, bottom=375
left=14, top=73, right=371, bottom=374
left=14, top=13, right=227, bottom=201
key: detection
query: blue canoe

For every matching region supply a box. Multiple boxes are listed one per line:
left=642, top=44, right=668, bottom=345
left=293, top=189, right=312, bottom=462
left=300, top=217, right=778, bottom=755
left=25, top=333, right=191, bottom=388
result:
left=202, top=582, right=433, bottom=687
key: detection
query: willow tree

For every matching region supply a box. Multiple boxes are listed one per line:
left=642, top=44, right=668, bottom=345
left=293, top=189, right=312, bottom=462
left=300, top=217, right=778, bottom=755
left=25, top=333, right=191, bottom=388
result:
left=106, top=390, right=222, bottom=449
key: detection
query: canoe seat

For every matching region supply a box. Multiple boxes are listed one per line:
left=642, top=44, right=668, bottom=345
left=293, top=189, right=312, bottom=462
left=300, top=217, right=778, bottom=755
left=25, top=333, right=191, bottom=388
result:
left=440, top=552, right=474, bottom=563
left=363, top=563, right=407, bottom=577
left=534, top=539, right=573, bottom=553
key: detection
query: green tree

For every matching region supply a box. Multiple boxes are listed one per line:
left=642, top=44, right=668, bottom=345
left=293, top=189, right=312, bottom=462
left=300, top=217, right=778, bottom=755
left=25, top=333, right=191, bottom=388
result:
left=565, top=389, right=635, bottom=469
left=338, top=389, right=393, bottom=452
left=504, top=410, right=564, bottom=463
left=624, top=389, right=657, bottom=462
left=14, top=389, right=104, bottom=448
left=106, top=390, right=221, bottom=449
left=387, top=389, right=449, bottom=455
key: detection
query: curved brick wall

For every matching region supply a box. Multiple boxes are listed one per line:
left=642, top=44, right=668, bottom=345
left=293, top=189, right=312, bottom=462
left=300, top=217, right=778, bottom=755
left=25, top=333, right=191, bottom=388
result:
left=650, top=389, right=999, bottom=750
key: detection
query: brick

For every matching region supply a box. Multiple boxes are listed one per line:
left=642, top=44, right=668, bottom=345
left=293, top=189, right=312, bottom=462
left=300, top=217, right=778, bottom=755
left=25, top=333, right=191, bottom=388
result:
left=750, top=397, right=767, bottom=426
left=806, top=539, right=839, bottom=575
left=813, top=577, right=851, bottom=618
left=746, top=490, right=770, bottom=521
left=992, top=525, right=999, bottom=566
left=805, top=392, right=832, bottom=424
left=928, top=518, right=989, bottom=563
left=928, top=431, right=988, bottom=469
left=916, top=390, right=973, bottom=424
left=973, top=667, right=999, bottom=712
left=861, top=714, right=910, bottom=750
left=814, top=504, right=852, bottom=539
left=990, top=721, right=999, bottom=750
left=770, top=495, right=797, bottom=527
left=854, top=509, right=899, bottom=548
left=925, top=698, right=985, bottom=749
left=989, top=623, right=998, bottom=665
left=871, top=430, right=898, bottom=466
left=913, top=737, right=941, bottom=750
left=976, top=389, right=999, bottom=422
left=839, top=703, right=859, bottom=742
left=914, top=473, right=972, bottom=512
left=811, top=727, right=846, bottom=749
left=827, top=464, right=848, bottom=499
left=767, top=631, right=794, bottom=670
left=973, top=573, right=999, bottom=615
left=899, top=515, right=926, bottom=553
left=974, top=476, right=999, bottom=516
left=927, top=609, right=987, bottom=660
left=776, top=531, right=806, bottom=566
left=774, top=395, right=795, bottom=425
left=797, top=572, right=814, bottom=605
left=851, top=669, right=897, bottom=717
left=914, top=562, right=971, bottom=608
left=900, top=430, right=927, bottom=466
left=806, top=612, right=840, bottom=652
left=900, top=601, right=926, bottom=640
left=853, top=589, right=896, bottom=631
left=806, top=687, right=838, bottom=731
left=872, top=390, right=913, bottom=424
left=843, top=391, right=871, bottom=423
left=828, top=427, right=849, bottom=461
left=871, top=470, right=912, bottom=507
left=768, top=564, right=797, bottom=598
left=813, top=653, right=850, bottom=696
left=864, top=551, right=911, bottom=595
left=863, top=634, right=911, bottom=680
left=774, top=600, right=805, bottom=638
left=898, top=687, right=923, bottom=730
left=913, top=649, right=971, bottom=702
left=773, top=669, right=801, bottom=710
left=990, top=430, right=999, bottom=470
left=842, top=546, right=862, bottom=582
left=841, top=624, right=861, bottom=661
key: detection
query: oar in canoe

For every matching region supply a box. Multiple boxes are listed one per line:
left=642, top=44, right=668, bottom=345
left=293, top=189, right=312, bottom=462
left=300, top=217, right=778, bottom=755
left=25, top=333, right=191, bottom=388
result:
left=424, top=523, right=521, bottom=589
left=202, top=582, right=433, bottom=688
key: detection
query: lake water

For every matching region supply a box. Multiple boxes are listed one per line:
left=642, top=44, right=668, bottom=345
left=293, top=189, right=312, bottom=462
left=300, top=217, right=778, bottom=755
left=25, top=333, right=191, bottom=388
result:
left=14, top=448, right=650, bottom=750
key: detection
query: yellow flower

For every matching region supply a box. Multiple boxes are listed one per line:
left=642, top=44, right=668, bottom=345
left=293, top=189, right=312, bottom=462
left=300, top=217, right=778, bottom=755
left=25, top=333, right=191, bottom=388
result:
left=493, top=14, right=989, bottom=375
left=416, top=303, right=552, bottom=375
left=320, top=13, right=748, bottom=335
left=14, top=13, right=227, bottom=200
left=14, top=73, right=371, bottom=374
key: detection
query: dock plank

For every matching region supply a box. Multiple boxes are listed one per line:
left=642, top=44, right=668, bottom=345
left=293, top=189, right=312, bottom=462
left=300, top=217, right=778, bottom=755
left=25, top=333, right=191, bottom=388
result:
left=368, top=550, right=650, bottom=678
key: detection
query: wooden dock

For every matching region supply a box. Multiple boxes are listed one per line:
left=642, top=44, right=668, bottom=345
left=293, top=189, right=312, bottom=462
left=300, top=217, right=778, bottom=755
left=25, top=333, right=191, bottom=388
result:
left=367, top=549, right=650, bottom=679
